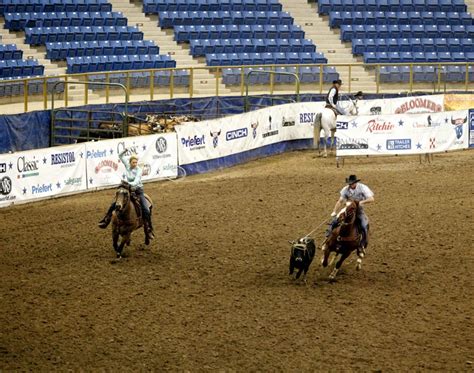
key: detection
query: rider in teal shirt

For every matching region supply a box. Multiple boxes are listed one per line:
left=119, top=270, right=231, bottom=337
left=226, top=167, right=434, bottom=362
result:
left=98, top=148, right=154, bottom=240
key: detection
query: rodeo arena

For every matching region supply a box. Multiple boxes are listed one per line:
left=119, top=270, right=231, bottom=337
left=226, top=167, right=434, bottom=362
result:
left=1, top=0, right=474, bottom=370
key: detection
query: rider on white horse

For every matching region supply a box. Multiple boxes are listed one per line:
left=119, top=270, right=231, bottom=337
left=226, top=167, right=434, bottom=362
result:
left=325, top=79, right=343, bottom=116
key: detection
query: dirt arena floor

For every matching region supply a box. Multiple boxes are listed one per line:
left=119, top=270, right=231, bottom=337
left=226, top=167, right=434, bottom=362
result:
left=1, top=150, right=473, bottom=371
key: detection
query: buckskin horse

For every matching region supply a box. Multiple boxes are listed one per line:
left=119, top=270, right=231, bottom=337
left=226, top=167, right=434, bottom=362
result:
left=321, top=200, right=364, bottom=280
left=111, top=181, right=153, bottom=258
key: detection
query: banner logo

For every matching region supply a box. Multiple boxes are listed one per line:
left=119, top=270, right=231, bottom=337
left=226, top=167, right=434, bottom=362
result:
left=282, top=116, right=296, bottom=127
left=395, top=98, right=442, bottom=114
left=155, top=137, right=167, bottom=153
left=299, top=113, right=316, bottom=124
left=370, top=107, right=381, bottom=115
left=251, top=122, right=259, bottom=139
left=117, top=142, right=139, bottom=157
left=0, top=163, right=6, bottom=173
left=51, top=151, right=75, bottom=167
left=86, top=149, right=107, bottom=159
left=142, top=163, right=151, bottom=176
left=337, top=138, right=369, bottom=150
left=64, top=177, right=82, bottom=186
left=32, top=183, right=52, bottom=195
left=0, top=176, right=12, bottom=195
left=181, top=135, right=205, bottom=151
left=386, top=139, right=412, bottom=150
left=95, top=160, right=119, bottom=174
left=451, top=116, right=467, bottom=139
left=366, top=119, right=395, bottom=134
left=17, top=156, right=39, bottom=178
left=226, top=128, right=248, bottom=141
left=336, top=121, right=349, bottom=130
left=210, top=130, right=221, bottom=148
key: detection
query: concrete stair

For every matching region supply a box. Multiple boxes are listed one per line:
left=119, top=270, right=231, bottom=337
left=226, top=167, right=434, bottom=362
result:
left=278, top=0, right=377, bottom=93
left=464, top=0, right=474, bottom=14
left=108, top=0, right=231, bottom=96
left=0, top=23, right=65, bottom=76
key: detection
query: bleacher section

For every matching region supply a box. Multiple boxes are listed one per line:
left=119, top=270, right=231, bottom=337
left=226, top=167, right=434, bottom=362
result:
left=0, top=0, right=184, bottom=91
left=0, top=44, right=44, bottom=81
left=4, top=11, right=128, bottom=31
left=316, top=0, right=474, bottom=82
left=144, top=0, right=338, bottom=85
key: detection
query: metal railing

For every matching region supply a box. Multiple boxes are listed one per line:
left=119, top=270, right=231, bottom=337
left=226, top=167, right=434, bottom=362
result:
left=0, top=62, right=472, bottom=113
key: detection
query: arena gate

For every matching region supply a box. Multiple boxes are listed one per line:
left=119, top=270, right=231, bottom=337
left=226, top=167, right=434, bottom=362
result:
left=244, top=70, right=301, bottom=112
left=50, top=81, right=129, bottom=146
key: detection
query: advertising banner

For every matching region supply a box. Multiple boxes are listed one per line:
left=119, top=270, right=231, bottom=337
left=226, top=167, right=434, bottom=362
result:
left=469, top=109, right=474, bottom=149
left=0, top=143, right=87, bottom=208
left=336, top=110, right=469, bottom=156
left=355, top=94, right=445, bottom=116
left=85, top=133, right=178, bottom=189
left=444, top=93, right=474, bottom=111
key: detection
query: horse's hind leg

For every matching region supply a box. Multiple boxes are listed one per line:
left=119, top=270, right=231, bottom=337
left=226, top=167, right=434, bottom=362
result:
left=313, top=122, right=321, bottom=156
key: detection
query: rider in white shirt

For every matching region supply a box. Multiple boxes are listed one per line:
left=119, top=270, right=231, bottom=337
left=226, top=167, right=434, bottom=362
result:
left=326, top=175, right=374, bottom=256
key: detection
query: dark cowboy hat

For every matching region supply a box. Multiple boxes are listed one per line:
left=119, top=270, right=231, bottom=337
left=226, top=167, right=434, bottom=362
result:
left=354, top=91, right=363, bottom=98
left=332, top=79, right=342, bottom=85
left=346, top=174, right=361, bottom=184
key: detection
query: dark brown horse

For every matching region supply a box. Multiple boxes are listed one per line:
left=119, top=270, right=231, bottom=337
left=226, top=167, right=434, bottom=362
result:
left=111, top=182, right=153, bottom=258
left=321, top=200, right=363, bottom=280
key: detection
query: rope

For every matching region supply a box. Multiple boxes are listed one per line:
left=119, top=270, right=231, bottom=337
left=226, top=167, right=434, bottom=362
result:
left=303, top=217, right=331, bottom=239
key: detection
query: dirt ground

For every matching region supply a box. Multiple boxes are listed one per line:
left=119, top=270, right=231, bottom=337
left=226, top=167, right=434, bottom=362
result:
left=1, top=150, right=473, bottom=371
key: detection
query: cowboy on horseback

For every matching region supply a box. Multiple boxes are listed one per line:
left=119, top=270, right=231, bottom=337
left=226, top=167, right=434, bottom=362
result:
left=325, top=79, right=343, bottom=116
left=326, top=175, right=374, bottom=256
left=98, top=148, right=155, bottom=240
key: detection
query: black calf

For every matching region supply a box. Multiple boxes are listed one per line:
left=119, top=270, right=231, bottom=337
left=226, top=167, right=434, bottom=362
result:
left=289, top=237, right=317, bottom=281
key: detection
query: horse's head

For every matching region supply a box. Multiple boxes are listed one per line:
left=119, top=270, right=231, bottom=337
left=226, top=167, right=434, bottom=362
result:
left=339, top=200, right=359, bottom=225
left=337, top=96, right=359, bottom=116
left=114, top=183, right=131, bottom=213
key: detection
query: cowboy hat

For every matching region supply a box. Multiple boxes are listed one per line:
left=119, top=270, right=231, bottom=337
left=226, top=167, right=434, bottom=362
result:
left=332, top=79, right=342, bottom=85
left=346, top=174, right=360, bottom=184
left=354, top=91, right=363, bottom=98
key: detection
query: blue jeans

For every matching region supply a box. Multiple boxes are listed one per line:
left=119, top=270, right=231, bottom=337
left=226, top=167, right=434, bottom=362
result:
left=134, top=187, right=150, bottom=218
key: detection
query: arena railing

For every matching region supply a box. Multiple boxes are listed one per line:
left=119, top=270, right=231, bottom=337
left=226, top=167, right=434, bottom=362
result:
left=0, top=62, right=472, bottom=113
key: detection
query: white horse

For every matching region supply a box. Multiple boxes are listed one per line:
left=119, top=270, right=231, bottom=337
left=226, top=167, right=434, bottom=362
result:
left=313, top=96, right=359, bottom=158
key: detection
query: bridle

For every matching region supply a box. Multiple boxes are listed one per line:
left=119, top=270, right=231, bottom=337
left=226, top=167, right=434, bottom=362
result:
left=115, top=186, right=130, bottom=215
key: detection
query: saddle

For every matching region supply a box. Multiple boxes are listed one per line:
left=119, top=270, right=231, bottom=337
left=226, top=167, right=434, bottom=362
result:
left=325, top=104, right=339, bottom=117
left=130, top=192, right=152, bottom=219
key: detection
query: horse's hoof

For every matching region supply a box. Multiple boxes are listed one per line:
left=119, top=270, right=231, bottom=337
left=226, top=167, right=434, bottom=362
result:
left=356, top=258, right=362, bottom=270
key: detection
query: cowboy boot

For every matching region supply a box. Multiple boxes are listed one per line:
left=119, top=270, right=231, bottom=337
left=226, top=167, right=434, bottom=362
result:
left=98, top=204, right=114, bottom=228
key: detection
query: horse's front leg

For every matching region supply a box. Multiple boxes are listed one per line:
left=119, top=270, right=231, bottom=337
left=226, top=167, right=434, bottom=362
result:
left=112, top=228, right=120, bottom=256
left=116, top=233, right=130, bottom=258
left=321, top=245, right=330, bottom=267
left=329, top=251, right=351, bottom=281
left=330, top=129, right=337, bottom=154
